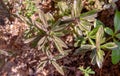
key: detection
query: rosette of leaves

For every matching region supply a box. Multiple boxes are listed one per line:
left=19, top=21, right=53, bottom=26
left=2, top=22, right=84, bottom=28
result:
left=24, top=10, right=70, bottom=54
left=20, top=9, right=75, bottom=75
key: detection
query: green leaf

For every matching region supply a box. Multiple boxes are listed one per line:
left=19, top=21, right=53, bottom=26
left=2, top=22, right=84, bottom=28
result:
left=34, top=21, right=47, bottom=32
left=101, top=42, right=118, bottom=50
left=112, top=42, right=120, bottom=64
left=37, top=61, right=47, bottom=71
left=37, top=36, right=46, bottom=46
left=104, top=27, right=114, bottom=35
left=51, top=61, right=64, bottom=75
left=45, top=13, right=54, bottom=21
left=88, top=71, right=95, bottom=74
left=72, top=0, right=82, bottom=17
left=88, top=38, right=95, bottom=45
left=79, top=20, right=91, bottom=31
left=74, top=44, right=95, bottom=55
left=90, top=49, right=97, bottom=65
left=80, top=9, right=98, bottom=18
left=60, top=17, right=77, bottom=25
left=114, top=10, right=120, bottom=33
left=85, top=74, right=89, bottom=76
left=88, top=25, right=100, bottom=39
left=24, top=37, right=37, bottom=43
left=94, top=20, right=104, bottom=27
left=115, top=33, right=120, bottom=39
left=78, top=66, right=95, bottom=76
left=51, top=18, right=74, bottom=32
left=52, top=25, right=66, bottom=32
left=96, top=26, right=104, bottom=49
left=96, top=50, right=105, bottom=68
left=53, top=32, right=65, bottom=37
left=39, top=10, right=49, bottom=28
left=54, top=38, right=65, bottom=55
left=80, top=45, right=95, bottom=50
left=57, top=1, right=69, bottom=15
left=53, top=36, right=68, bottom=48
left=38, top=38, right=47, bottom=50
left=52, top=19, right=61, bottom=28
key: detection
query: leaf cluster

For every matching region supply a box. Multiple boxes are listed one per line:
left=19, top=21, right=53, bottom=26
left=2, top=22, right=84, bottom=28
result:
left=15, top=0, right=120, bottom=75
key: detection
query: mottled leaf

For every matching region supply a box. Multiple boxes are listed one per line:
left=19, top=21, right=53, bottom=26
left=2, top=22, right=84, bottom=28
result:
left=35, top=21, right=47, bottom=32
left=24, top=37, right=37, bottom=43
left=94, top=20, right=104, bottom=27
left=37, top=36, right=46, bottom=46
left=104, top=27, right=114, bottom=35
left=54, top=39, right=65, bottom=55
left=101, top=42, right=118, bottom=50
left=38, top=39, right=47, bottom=50
left=88, top=26, right=100, bottom=39
left=39, top=10, right=48, bottom=28
left=96, top=26, right=104, bottom=50
left=53, top=36, right=68, bottom=48
left=79, top=20, right=91, bottom=31
left=51, top=61, right=64, bottom=75
left=37, top=61, right=47, bottom=71
left=72, top=0, right=82, bottom=17
left=96, top=50, right=105, bottom=68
